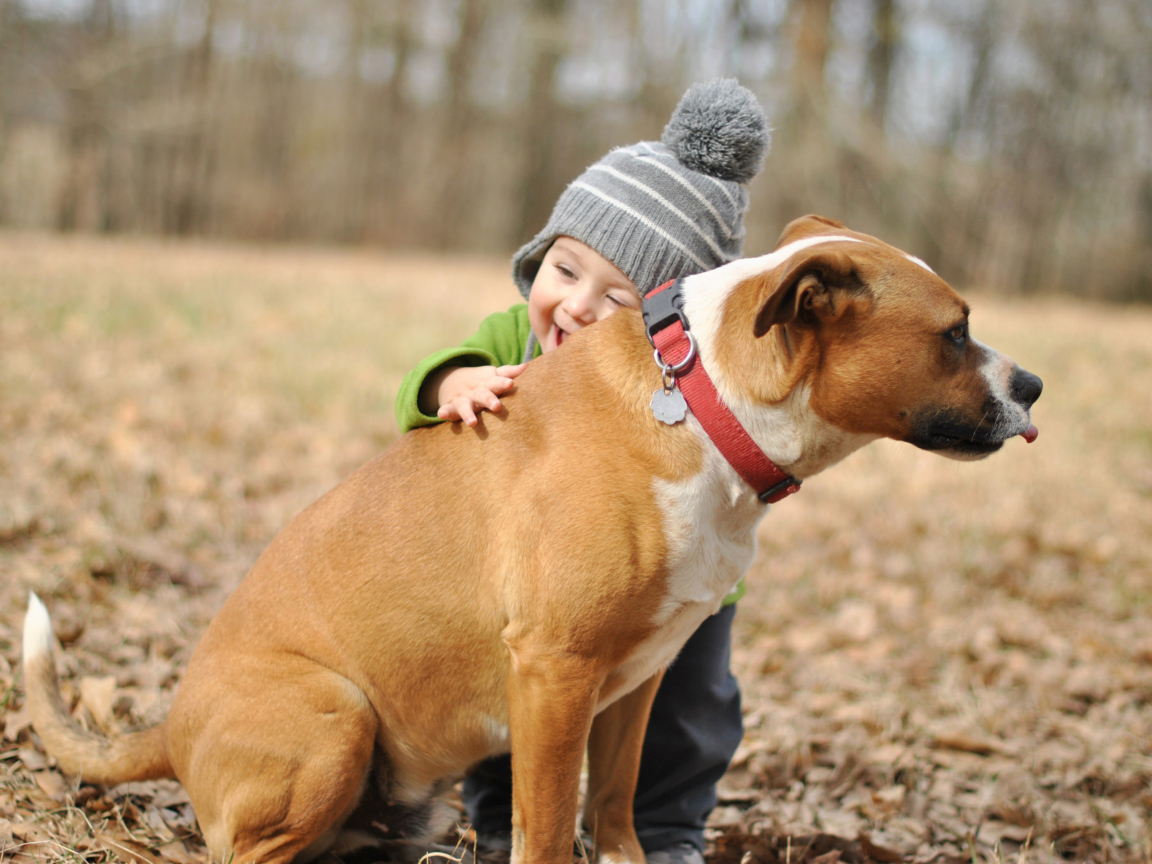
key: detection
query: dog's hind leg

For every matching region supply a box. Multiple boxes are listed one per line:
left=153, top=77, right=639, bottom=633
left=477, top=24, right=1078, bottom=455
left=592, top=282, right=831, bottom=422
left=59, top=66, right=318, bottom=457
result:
left=169, top=660, right=379, bottom=864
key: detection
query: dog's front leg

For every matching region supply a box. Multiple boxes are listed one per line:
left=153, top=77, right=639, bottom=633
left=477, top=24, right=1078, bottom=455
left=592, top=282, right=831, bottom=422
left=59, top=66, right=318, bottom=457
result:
left=506, top=644, right=600, bottom=864
left=583, top=672, right=664, bottom=864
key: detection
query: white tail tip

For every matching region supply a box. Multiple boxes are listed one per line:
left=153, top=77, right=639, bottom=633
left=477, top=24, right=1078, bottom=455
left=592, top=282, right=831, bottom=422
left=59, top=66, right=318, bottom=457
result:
left=24, top=592, right=55, bottom=661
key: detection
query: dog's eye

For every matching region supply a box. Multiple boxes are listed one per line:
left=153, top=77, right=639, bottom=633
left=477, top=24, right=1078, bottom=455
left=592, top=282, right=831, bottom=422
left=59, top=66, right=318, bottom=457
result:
left=947, top=324, right=968, bottom=345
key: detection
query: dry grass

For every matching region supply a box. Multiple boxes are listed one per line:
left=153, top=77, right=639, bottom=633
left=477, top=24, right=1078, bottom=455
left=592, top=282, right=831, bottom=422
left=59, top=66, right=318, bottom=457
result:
left=0, top=231, right=1149, bottom=863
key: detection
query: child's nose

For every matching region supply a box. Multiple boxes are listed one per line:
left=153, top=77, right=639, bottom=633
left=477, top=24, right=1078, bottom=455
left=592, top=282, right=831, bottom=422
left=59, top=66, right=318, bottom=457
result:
left=564, top=289, right=598, bottom=325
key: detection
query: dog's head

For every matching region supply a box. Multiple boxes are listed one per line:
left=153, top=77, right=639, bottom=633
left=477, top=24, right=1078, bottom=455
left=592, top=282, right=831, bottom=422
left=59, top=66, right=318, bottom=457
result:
left=703, top=215, right=1041, bottom=464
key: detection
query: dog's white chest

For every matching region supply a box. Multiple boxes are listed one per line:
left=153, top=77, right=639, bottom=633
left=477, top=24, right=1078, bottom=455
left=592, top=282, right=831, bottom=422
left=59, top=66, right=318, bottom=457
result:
left=597, top=447, right=765, bottom=710
left=652, top=446, right=765, bottom=617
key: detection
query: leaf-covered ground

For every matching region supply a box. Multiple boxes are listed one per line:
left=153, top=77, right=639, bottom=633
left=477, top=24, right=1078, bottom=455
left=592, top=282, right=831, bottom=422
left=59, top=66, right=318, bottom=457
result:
left=1, top=232, right=1150, bottom=863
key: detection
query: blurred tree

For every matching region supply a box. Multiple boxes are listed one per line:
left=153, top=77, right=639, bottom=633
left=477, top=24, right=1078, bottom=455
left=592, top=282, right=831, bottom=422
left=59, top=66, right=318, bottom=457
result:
left=378, top=0, right=415, bottom=244
left=793, top=0, right=832, bottom=121
left=867, top=0, right=895, bottom=128
left=513, top=0, right=569, bottom=246
left=171, top=0, right=216, bottom=235
left=57, top=0, right=117, bottom=232
left=339, top=0, right=369, bottom=242
left=432, top=0, right=486, bottom=248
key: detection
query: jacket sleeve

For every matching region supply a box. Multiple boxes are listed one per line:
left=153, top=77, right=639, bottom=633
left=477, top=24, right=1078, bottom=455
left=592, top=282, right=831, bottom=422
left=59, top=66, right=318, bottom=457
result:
left=721, top=578, right=745, bottom=606
left=395, top=305, right=535, bottom=433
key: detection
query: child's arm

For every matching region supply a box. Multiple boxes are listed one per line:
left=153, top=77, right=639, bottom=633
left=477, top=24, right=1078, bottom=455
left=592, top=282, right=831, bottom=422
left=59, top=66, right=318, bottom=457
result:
left=395, top=305, right=536, bottom=434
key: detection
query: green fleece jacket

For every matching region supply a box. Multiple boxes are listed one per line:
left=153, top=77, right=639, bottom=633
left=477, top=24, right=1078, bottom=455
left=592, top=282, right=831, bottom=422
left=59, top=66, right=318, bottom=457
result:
left=394, top=303, right=743, bottom=605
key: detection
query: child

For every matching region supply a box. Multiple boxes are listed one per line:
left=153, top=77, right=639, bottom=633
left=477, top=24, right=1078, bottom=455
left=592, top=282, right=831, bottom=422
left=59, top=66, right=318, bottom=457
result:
left=395, top=78, right=770, bottom=864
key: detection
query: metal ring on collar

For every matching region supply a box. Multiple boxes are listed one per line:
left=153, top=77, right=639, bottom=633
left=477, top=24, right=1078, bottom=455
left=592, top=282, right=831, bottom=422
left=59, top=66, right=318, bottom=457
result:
left=652, top=332, right=698, bottom=375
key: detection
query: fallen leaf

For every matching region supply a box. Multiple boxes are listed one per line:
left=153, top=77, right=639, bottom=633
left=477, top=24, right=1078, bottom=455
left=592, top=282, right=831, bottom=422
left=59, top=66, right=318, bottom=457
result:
left=32, top=770, right=68, bottom=801
left=831, top=600, right=878, bottom=643
left=157, top=840, right=201, bottom=864
left=1, top=703, right=34, bottom=742
left=1063, top=664, right=1110, bottom=702
left=114, top=780, right=165, bottom=798
left=15, top=786, right=61, bottom=812
left=977, top=820, right=1034, bottom=846
left=9, top=820, right=51, bottom=843
left=150, top=783, right=192, bottom=809
left=143, top=805, right=176, bottom=841
left=815, top=808, right=862, bottom=840
left=158, top=803, right=197, bottom=831
left=858, top=833, right=903, bottom=863
left=52, top=610, right=86, bottom=645
left=15, top=748, right=47, bottom=771
left=858, top=785, right=907, bottom=821
left=708, top=806, right=745, bottom=828
left=871, top=786, right=906, bottom=808
left=931, top=732, right=1014, bottom=756
left=865, top=743, right=905, bottom=766
left=97, top=831, right=164, bottom=864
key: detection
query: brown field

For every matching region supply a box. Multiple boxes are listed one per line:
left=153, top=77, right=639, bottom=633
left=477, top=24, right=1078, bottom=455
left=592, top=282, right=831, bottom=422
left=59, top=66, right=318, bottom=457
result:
left=0, top=232, right=1150, bottom=864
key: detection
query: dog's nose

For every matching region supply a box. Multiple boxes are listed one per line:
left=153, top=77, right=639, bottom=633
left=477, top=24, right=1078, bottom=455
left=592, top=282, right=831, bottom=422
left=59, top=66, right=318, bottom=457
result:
left=1009, top=368, right=1043, bottom=408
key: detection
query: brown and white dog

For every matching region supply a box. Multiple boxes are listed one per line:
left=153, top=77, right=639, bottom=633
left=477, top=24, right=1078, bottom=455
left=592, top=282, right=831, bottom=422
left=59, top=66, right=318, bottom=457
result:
left=23, top=216, right=1041, bottom=864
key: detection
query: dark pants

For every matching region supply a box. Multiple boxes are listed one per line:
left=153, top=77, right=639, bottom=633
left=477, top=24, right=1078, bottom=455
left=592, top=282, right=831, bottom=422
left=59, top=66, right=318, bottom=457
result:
left=463, top=605, right=743, bottom=854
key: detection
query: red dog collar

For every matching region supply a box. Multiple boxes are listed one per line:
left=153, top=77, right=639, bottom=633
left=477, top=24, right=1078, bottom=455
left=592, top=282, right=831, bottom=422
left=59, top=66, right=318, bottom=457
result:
left=643, top=279, right=801, bottom=505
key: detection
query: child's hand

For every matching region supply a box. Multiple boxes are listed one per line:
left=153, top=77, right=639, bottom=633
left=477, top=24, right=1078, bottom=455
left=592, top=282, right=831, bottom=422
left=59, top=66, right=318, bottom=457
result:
left=431, top=364, right=527, bottom=427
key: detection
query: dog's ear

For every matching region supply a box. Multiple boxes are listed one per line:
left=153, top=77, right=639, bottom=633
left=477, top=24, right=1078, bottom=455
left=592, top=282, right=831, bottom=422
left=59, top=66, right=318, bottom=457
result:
left=752, top=249, right=866, bottom=337
left=775, top=214, right=849, bottom=247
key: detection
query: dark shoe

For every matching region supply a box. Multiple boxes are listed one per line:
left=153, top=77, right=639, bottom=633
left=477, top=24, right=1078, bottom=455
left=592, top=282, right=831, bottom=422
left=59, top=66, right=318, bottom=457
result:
left=644, top=842, right=705, bottom=864
left=474, top=831, right=513, bottom=853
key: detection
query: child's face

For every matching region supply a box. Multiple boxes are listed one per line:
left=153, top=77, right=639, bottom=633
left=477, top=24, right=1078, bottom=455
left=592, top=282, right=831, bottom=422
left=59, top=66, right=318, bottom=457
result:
left=527, top=237, right=641, bottom=353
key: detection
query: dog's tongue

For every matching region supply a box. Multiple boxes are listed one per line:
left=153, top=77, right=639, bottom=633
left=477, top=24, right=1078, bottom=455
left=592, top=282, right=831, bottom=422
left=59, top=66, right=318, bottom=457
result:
left=1021, top=424, right=1038, bottom=444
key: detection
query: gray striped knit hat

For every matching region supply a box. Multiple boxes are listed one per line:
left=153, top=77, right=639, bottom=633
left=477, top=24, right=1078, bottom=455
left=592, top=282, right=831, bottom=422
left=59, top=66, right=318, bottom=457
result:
left=512, top=78, right=770, bottom=299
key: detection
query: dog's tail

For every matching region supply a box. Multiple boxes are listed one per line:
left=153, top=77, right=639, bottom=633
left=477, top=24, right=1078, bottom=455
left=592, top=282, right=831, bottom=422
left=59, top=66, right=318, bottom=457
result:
left=22, top=592, right=174, bottom=784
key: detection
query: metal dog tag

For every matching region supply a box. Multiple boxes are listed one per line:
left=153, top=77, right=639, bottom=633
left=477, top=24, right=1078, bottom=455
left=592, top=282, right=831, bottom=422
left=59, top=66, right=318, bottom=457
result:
left=651, top=386, right=687, bottom=425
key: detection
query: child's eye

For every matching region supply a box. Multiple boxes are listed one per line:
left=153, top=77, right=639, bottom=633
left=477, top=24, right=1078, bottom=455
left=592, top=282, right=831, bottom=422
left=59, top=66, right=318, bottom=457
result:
left=607, top=294, right=626, bottom=308
left=555, top=264, right=576, bottom=279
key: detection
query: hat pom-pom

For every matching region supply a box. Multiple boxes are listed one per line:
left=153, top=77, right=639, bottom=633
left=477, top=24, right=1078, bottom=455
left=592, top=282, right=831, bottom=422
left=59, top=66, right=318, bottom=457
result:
left=661, top=78, right=770, bottom=185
